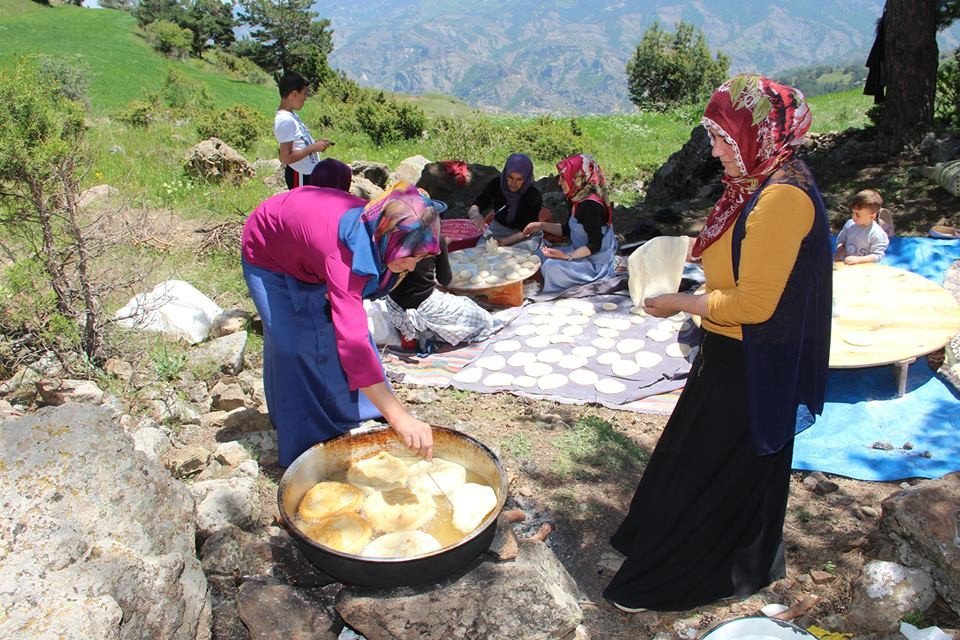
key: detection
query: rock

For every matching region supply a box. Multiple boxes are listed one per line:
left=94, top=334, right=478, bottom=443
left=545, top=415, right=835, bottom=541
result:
left=0, top=365, right=42, bottom=404
left=860, top=505, right=880, bottom=519
left=645, top=126, right=720, bottom=205
left=350, top=161, right=391, bottom=188
left=416, top=161, right=499, bottom=214
left=105, top=357, right=135, bottom=382
left=881, top=472, right=960, bottom=616
left=486, top=514, right=520, bottom=561
left=77, top=184, right=118, bottom=208
left=336, top=539, right=582, bottom=640
left=239, top=526, right=336, bottom=588
left=0, top=405, right=210, bottom=639
left=188, top=331, right=247, bottom=376
left=210, top=381, right=247, bottom=411
left=164, top=444, right=211, bottom=478
left=36, top=378, right=104, bottom=406
left=133, top=425, right=173, bottom=461
left=390, top=154, right=431, bottom=186
left=210, top=309, right=253, bottom=339
left=237, top=581, right=340, bottom=639
left=845, top=560, right=937, bottom=632
left=350, top=175, right=385, bottom=201
left=405, top=388, right=439, bottom=404
left=184, top=137, right=254, bottom=184
left=810, top=569, right=836, bottom=584
left=597, top=551, right=625, bottom=574
left=190, top=476, right=261, bottom=539
left=214, top=441, right=252, bottom=467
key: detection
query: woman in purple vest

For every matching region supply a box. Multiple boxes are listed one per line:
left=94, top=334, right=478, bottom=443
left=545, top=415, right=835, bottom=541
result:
left=605, top=75, right=832, bottom=612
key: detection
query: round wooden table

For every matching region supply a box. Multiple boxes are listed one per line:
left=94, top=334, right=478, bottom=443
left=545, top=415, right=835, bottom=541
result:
left=830, top=263, right=960, bottom=395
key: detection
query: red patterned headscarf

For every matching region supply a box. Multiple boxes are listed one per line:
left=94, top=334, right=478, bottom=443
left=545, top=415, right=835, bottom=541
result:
left=557, top=153, right=613, bottom=223
left=692, top=74, right=812, bottom=259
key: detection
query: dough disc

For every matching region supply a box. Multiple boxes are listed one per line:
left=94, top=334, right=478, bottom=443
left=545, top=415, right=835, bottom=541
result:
left=537, top=373, right=568, bottom=390
left=595, top=377, right=626, bottom=395
left=635, top=351, right=664, bottom=368
left=569, top=369, right=598, bottom=385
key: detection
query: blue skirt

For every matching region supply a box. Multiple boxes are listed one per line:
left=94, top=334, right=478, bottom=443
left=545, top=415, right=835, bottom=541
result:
left=242, top=260, right=382, bottom=467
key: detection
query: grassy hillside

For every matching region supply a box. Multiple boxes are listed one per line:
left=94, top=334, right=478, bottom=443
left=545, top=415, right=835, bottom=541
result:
left=0, top=0, right=873, bottom=215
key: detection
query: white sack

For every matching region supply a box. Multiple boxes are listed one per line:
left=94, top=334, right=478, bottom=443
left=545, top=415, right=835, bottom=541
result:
left=365, top=298, right=401, bottom=347
left=114, top=280, right=223, bottom=344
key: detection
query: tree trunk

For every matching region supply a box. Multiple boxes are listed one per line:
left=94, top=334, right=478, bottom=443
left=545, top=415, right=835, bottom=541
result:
left=883, top=0, right=939, bottom=148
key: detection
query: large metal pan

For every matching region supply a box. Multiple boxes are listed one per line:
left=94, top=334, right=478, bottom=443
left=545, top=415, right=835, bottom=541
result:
left=277, top=424, right=508, bottom=588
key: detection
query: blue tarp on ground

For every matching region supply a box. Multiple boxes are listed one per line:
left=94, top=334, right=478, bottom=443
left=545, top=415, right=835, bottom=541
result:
left=792, top=236, right=960, bottom=481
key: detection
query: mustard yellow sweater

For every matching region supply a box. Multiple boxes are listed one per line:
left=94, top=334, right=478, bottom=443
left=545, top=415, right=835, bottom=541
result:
left=702, top=184, right=814, bottom=340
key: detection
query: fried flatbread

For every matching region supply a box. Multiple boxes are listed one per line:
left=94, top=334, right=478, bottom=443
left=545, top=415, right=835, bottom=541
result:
left=297, top=481, right=364, bottom=522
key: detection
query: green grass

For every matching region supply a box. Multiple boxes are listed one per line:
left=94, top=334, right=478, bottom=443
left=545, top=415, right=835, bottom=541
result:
left=808, top=88, right=872, bottom=133
left=553, top=415, right=647, bottom=479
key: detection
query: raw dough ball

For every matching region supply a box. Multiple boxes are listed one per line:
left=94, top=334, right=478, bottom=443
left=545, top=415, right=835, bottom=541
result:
left=469, top=275, right=483, bottom=285
left=362, top=530, right=442, bottom=558
left=298, top=482, right=364, bottom=522
left=601, top=302, right=619, bottom=311
left=458, top=269, right=472, bottom=279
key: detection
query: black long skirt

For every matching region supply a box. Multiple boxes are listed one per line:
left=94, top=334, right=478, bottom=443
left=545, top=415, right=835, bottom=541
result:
left=603, top=331, right=793, bottom=611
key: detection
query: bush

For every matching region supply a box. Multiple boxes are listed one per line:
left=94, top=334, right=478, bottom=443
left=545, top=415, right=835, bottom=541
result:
left=116, top=99, right=159, bottom=127
left=356, top=94, right=426, bottom=146
left=427, top=116, right=499, bottom=161
left=37, top=54, right=91, bottom=106
left=195, top=104, right=266, bottom=150
left=204, top=49, right=271, bottom=86
left=509, top=116, right=581, bottom=162
left=161, top=67, right=213, bottom=114
left=145, top=19, right=193, bottom=59
left=936, top=48, right=960, bottom=127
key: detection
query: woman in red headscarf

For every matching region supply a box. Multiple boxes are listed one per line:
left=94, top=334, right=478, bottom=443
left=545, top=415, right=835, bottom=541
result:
left=522, top=153, right=618, bottom=295
left=604, top=75, right=832, bottom=612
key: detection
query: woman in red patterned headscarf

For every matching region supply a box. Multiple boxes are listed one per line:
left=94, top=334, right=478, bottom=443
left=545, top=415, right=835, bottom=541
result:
left=605, top=75, right=832, bottom=612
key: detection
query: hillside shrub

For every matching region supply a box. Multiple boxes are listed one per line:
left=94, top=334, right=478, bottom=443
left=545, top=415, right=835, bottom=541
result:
left=427, top=115, right=499, bottom=161
left=936, top=47, right=960, bottom=127
left=203, top=49, right=271, bottom=85
left=356, top=95, right=426, bottom=146
left=37, top=54, right=91, bottom=107
left=509, top=116, right=581, bottom=162
left=145, top=19, right=193, bottom=59
left=195, top=104, right=265, bottom=150
left=116, top=99, right=159, bottom=127
left=162, top=67, right=213, bottom=114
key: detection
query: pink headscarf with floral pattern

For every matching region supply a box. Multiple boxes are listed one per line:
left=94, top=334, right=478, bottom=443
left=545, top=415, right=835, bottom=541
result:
left=693, top=74, right=812, bottom=258
left=557, top=153, right=613, bottom=224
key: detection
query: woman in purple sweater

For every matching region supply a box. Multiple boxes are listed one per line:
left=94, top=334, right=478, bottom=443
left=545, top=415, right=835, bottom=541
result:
left=241, top=182, right=442, bottom=466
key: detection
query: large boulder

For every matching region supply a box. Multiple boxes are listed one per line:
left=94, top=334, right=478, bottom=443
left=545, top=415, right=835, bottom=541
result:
left=184, top=137, right=254, bottom=185
left=881, top=472, right=960, bottom=616
left=0, top=404, right=211, bottom=639
left=417, top=161, right=499, bottom=216
left=644, top=125, right=720, bottom=205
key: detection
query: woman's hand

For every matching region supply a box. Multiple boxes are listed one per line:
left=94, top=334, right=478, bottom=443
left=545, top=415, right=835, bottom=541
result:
left=522, top=221, right=542, bottom=237
left=643, top=292, right=709, bottom=318
left=541, top=247, right=569, bottom=260
left=389, top=414, right=433, bottom=460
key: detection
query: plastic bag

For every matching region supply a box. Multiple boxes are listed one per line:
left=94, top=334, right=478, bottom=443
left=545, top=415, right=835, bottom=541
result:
left=114, top=280, right=223, bottom=344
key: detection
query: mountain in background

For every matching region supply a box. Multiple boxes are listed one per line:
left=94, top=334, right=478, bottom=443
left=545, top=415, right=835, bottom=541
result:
left=319, top=0, right=956, bottom=115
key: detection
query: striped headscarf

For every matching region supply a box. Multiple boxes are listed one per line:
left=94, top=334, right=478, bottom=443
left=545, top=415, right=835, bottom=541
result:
left=693, top=74, right=812, bottom=258
left=556, top=153, right=612, bottom=223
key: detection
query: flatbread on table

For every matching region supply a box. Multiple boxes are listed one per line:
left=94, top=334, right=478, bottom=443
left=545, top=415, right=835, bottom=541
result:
left=597, top=352, right=620, bottom=365
left=616, top=338, right=646, bottom=354
left=597, top=328, right=620, bottom=339
left=476, top=355, right=507, bottom=370
left=493, top=339, right=522, bottom=353
left=525, top=335, right=551, bottom=349
left=537, top=348, right=565, bottom=363
left=453, top=366, right=483, bottom=384
left=513, top=375, right=537, bottom=388
left=524, top=362, right=553, bottom=377
left=635, top=351, right=664, bottom=368
left=572, top=346, right=597, bottom=358
left=595, top=377, right=627, bottom=395
left=612, top=359, right=641, bottom=377
left=592, top=337, right=616, bottom=350
left=482, top=372, right=515, bottom=387
left=558, top=354, right=589, bottom=369
left=538, top=373, right=569, bottom=390
left=507, top=351, right=537, bottom=367
left=646, top=328, right=673, bottom=342
left=569, top=369, right=599, bottom=385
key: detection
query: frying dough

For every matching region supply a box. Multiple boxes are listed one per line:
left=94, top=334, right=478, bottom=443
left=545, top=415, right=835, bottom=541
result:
left=301, top=512, right=373, bottom=555
left=363, top=487, right=437, bottom=532
left=595, top=377, right=627, bottom=395
left=298, top=482, right=365, bottom=522
left=347, top=451, right=409, bottom=491
left=493, top=339, right=522, bottom=353
left=407, top=458, right=468, bottom=496
left=482, top=372, right=515, bottom=387
left=635, top=351, right=664, bottom=368
left=537, top=373, right=568, bottom=390
left=362, top=530, right=442, bottom=558
left=453, top=366, right=483, bottom=384
left=569, top=369, right=599, bottom=385
left=476, top=355, right=507, bottom=370
left=450, top=483, right=498, bottom=533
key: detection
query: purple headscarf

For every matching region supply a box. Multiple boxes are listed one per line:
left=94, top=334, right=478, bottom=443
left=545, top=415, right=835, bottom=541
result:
left=500, top=153, right=534, bottom=224
left=310, top=158, right=353, bottom=192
